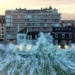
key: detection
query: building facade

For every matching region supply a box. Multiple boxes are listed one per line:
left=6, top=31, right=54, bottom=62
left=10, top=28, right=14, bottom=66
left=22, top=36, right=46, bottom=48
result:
left=0, top=15, right=5, bottom=43
left=17, top=28, right=27, bottom=44
left=73, top=28, right=75, bottom=43
left=5, top=6, right=61, bottom=42
left=52, top=27, right=73, bottom=46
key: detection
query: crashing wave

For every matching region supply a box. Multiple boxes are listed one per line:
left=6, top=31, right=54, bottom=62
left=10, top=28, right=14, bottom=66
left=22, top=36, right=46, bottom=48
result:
left=0, top=32, right=75, bottom=75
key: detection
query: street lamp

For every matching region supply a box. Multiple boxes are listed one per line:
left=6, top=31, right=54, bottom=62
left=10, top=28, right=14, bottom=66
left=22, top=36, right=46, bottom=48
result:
left=26, top=44, right=32, bottom=51
left=18, top=44, right=24, bottom=51
left=58, top=45, right=61, bottom=48
left=65, top=44, right=68, bottom=49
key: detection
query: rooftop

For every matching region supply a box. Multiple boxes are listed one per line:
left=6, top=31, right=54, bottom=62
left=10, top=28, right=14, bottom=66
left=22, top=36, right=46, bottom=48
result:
left=18, top=27, right=27, bottom=33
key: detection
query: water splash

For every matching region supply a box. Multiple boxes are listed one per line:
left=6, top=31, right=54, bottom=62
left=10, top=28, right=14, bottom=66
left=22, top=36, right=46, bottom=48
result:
left=0, top=32, right=75, bottom=75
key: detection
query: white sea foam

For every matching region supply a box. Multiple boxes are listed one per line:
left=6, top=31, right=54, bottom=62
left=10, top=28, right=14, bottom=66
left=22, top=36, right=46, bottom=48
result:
left=0, top=32, right=75, bottom=75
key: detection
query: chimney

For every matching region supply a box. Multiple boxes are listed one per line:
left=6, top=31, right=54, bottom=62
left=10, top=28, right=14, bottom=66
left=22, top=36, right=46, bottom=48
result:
left=16, top=8, right=17, bottom=10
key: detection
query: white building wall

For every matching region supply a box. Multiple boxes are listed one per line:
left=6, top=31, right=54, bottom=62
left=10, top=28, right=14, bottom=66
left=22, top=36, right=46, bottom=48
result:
left=17, top=33, right=26, bottom=44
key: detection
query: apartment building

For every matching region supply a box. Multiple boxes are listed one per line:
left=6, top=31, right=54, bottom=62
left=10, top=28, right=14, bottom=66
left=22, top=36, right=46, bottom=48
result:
left=52, top=27, right=73, bottom=45
left=0, top=15, right=5, bottom=43
left=5, top=6, right=61, bottom=42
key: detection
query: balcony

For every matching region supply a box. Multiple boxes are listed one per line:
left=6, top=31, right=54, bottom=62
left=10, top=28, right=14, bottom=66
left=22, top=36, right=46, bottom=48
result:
left=27, top=27, right=52, bottom=32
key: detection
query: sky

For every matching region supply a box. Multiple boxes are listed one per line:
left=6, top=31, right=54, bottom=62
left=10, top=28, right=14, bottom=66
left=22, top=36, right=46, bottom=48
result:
left=0, top=0, right=75, bottom=20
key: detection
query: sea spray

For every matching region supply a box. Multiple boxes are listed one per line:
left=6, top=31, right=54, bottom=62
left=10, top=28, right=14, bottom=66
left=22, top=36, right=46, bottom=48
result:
left=0, top=32, right=75, bottom=75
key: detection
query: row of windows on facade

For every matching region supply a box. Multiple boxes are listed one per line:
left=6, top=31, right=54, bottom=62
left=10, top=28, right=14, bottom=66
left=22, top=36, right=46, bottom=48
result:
left=27, top=35, right=37, bottom=39
left=6, top=19, right=59, bottom=23
left=6, top=19, right=39, bottom=22
left=7, top=34, right=16, bottom=38
left=55, top=40, right=72, bottom=44
left=0, top=32, right=4, bottom=34
left=55, top=28, right=72, bottom=31
left=7, top=33, right=16, bottom=36
left=6, top=15, right=59, bottom=19
left=31, top=27, right=51, bottom=30
left=55, top=34, right=72, bottom=38
left=0, top=28, right=4, bottom=30
left=19, top=35, right=37, bottom=39
left=6, top=27, right=24, bottom=30
left=6, top=23, right=53, bottom=26
left=0, top=24, right=5, bottom=26
left=0, top=17, right=5, bottom=19
left=19, top=36, right=24, bottom=39
left=0, top=35, right=4, bottom=38
left=0, top=20, right=5, bottom=22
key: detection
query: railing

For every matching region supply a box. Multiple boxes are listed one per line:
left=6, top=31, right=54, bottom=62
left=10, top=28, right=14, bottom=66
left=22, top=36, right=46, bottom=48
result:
left=27, top=27, right=52, bottom=32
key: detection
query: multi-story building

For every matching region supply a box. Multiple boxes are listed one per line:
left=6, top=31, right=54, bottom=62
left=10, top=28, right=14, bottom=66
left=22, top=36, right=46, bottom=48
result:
left=5, top=6, right=61, bottom=42
left=0, top=15, right=5, bottom=43
left=52, top=27, right=73, bottom=46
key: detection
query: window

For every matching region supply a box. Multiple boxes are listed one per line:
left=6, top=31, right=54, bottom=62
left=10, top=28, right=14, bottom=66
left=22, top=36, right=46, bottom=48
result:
left=6, top=23, right=10, bottom=26
left=2, top=17, right=4, bottom=19
left=7, top=34, right=11, bottom=38
left=62, top=28, right=65, bottom=30
left=2, top=24, right=3, bottom=27
left=69, top=34, right=72, bottom=38
left=25, top=15, right=32, bottom=18
left=25, top=23, right=27, bottom=25
left=18, top=19, right=20, bottom=22
left=25, top=19, right=26, bottom=22
left=21, top=36, right=24, bottom=39
left=6, top=19, right=10, bottom=22
left=2, top=32, right=4, bottom=34
left=19, top=36, right=24, bottom=39
left=69, top=40, right=72, bottom=44
left=30, top=35, right=32, bottom=39
left=1, top=20, right=3, bottom=22
left=55, top=28, right=58, bottom=30
left=7, top=27, right=10, bottom=30
left=55, top=34, right=58, bottom=38
left=44, top=19, right=47, bottom=22
left=35, top=19, right=37, bottom=22
left=2, top=35, right=4, bottom=38
left=58, top=28, right=60, bottom=30
left=19, top=36, right=21, bottom=39
left=61, top=40, right=66, bottom=44
left=6, top=15, right=10, bottom=18
left=52, top=9, right=57, bottom=14
left=11, top=15, right=12, bottom=18
left=69, top=28, right=71, bottom=30
left=11, top=19, right=13, bottom=22
left=35, top=35, right=37, bottom=39
left=2, top=28, right=3, bottom=30
left=34, top=16, right=37, bottom=18
left=55, top=40, right=58, bottom=45
left=45, top=24, right=47, bottom=27
left=38, top=24, right=39, bottom=26
left=64, top=40, right=66, bottom=44
left=11, top=23, right=13, bottom=26
left=62, top=34, right=65, bottom=38
left=18, top=15, right=20, bottom=18
left=27, top=35, right=29, bottom=39
left=45, top=15, right=48, bottom=18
